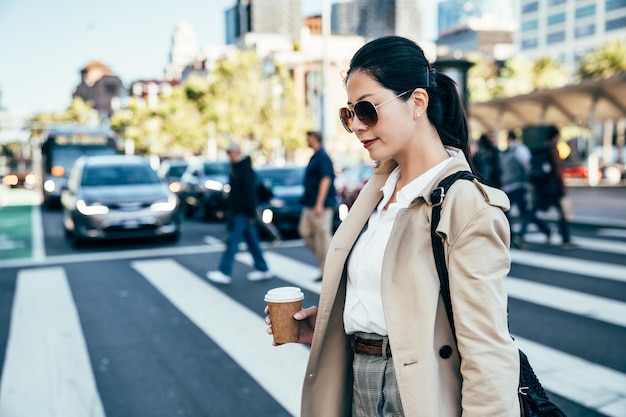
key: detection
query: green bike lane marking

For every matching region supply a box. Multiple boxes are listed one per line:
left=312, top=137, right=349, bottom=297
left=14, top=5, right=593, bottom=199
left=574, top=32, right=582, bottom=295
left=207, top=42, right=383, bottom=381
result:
left=0, top=188, right=41, bottom=261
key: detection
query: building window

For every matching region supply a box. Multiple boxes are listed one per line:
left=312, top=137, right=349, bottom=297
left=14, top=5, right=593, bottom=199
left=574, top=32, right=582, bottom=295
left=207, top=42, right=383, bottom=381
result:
left=548, top=0, right=566, bottom=5
left=606, top=0, right=626, bottom=11
left=547, top=30, right=565, bottom=43
left=575, top=4, right=595, bottom=18
left=522, top=19, right=539, bottom=31
left=522, top=1, right=539, bottom=14
left=606, top=16, right=626, bottom=31
left=105, top=83, right=118, bottom=94
left=548, top=12, right=566, bottom=25
left=575, top=24, right=595, bottom=37
left=521, top=38, right=539, bottom=49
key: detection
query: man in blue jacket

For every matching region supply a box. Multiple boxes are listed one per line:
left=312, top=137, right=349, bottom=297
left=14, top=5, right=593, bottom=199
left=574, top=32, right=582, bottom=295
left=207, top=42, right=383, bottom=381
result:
left=299, top=131, right=337, bottom=280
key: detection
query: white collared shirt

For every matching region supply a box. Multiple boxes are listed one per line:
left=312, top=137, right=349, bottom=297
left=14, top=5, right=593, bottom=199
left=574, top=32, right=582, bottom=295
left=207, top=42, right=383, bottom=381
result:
left=344, top=156, right=454, bottom=335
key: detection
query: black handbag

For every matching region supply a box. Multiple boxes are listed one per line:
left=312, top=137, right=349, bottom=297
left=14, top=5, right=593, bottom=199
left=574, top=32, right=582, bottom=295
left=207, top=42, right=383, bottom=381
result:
left=429, top=171, right=566, bottom=417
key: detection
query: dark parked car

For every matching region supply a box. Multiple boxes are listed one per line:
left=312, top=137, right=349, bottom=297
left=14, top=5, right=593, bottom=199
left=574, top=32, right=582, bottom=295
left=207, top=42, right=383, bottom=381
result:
left=157, top=158, right=188, bottom=193
left=255, top=166, right=305, bottom=237
left=60, top=155, right=181, bottom=246
left=178, top=158, right=230, bottom=220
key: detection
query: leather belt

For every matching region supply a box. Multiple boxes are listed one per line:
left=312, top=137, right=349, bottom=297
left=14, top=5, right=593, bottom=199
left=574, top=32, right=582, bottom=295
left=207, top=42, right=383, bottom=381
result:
left=351, top=336, right=392, bottom=357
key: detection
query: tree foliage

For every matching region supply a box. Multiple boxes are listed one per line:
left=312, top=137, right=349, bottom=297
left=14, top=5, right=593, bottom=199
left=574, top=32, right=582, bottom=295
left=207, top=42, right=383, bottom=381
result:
left=109, top=50, right=309, bottom=161
left=468, top=53, right=569, bottom=102
left=578, top=40, right=626, bottom=79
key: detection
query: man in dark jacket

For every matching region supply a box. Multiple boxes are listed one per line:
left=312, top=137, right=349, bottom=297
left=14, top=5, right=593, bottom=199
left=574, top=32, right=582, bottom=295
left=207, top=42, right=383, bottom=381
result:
left=207, top=143, right=272, bottom=284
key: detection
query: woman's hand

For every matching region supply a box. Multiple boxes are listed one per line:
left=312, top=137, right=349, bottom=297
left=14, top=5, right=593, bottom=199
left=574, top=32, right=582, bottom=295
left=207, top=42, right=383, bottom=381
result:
left=265, top=305, right=318, bottom=346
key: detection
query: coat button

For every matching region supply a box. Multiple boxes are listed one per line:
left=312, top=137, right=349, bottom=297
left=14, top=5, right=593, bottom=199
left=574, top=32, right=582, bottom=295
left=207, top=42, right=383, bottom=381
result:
left=439, top=345, right=453, bottom=359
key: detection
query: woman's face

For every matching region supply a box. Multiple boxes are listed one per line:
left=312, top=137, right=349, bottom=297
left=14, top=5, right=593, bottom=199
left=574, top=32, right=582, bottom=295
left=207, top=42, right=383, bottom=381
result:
left=344, top=70, right=417, bottom=162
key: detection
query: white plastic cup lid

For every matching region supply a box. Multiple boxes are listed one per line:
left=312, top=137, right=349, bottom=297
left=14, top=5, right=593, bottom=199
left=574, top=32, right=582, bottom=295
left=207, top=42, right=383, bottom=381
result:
left=264, top=286, right=304, bottom=303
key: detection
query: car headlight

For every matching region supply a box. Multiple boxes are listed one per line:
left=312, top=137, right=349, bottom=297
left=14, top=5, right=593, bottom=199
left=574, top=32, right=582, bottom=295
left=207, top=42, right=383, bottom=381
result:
left=2, top=175, right=17, bottom=186
left=151, top=195, right=178, bottom=212
left=261, top=208, right=274, bottom=224
left=76, top=200, right=109, bottom=215
left=204, top=180, right=224, bottom=191
left=43, top=179, right=56, bottom=192
left=169, top=181, right=181, bottom=193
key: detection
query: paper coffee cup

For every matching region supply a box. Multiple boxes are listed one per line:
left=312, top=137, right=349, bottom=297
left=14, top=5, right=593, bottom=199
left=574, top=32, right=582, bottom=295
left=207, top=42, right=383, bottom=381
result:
left=265, top=287, right=304, bottom=344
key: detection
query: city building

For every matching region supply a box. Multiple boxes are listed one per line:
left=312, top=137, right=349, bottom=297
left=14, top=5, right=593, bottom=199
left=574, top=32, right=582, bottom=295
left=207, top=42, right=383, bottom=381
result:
left=331, top=1, right=358, bottom=36
left=438, top=0, right=518, bottom=36
left=518, top=0, right=626, bottom=72
left=72, top=60, right=124, bottom=118
left=225, top=0, right=302, bottom=45
left=437, top=16, right=517, bottom=62
left=346, top=0, right=422, bottom=41
left=165, top=21, right=200, bottom=81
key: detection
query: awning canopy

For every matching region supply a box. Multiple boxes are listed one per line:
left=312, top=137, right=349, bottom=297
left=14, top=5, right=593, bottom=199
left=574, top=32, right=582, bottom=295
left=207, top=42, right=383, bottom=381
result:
left=468, top=72, right=626, bottom=132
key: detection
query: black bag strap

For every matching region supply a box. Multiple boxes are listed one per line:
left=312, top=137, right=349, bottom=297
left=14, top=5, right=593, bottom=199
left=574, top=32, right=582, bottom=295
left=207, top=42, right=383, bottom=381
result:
left=431, top=174, right=568, bottom=416
left=429, top=170, right=477, bottom=340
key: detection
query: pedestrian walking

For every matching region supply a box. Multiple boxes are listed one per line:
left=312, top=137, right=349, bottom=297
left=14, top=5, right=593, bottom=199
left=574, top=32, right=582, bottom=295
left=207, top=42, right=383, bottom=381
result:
left=207, top=143, right=273, bottom=284
left=526, top=126, right=576, bottom=249
left=472, top=132, right=502, bottom=188
left=298, top=131, right=337, bottom=279
left=500, top=130, right=531, bottom=248
left=266, top=36, right=520, bottom=416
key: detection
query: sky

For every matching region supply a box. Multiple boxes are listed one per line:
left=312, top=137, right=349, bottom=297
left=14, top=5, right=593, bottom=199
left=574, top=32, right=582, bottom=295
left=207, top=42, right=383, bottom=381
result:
left=0, top=0, right=435, bottom=123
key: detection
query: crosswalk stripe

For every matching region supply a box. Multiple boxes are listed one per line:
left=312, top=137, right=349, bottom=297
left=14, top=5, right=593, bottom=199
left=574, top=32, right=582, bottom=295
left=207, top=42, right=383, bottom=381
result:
left=132, top=259, right=309, bottom=417
left=524, top=232, right=626, bottom=255
left=235, top=251, right=323, bottom=294
left=514, top=336, right=626, bottom=417
left=511, top=249, right=626, bottom=283
left=597, top=228, right=626, bottom=239
left=506, top=276, right=626, bottom=327
left=0, top=267, right=106, bottom=417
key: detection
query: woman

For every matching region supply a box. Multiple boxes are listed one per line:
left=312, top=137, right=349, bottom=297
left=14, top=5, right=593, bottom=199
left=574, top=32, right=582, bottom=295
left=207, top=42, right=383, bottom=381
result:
left=266, top=36, right=520, bottom=417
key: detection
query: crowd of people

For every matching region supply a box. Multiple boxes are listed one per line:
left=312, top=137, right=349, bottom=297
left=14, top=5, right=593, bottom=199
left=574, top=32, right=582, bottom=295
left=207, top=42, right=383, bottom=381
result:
left=472, top=126, right=576, bottom=249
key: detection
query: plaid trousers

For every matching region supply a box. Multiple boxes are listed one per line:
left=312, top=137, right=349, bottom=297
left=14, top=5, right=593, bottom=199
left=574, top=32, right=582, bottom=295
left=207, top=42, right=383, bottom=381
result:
left=351, top=333, right=404, bottom=417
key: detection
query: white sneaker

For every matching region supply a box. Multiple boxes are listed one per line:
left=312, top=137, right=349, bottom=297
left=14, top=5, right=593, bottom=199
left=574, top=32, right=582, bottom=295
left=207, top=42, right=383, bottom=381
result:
left=207, top=270, right=232, bottom=284
left=246, top=270, right=273, bottom=281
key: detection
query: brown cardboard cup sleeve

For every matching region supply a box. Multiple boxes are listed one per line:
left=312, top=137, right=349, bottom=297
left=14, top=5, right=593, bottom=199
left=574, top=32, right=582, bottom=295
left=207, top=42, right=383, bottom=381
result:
left=264, top=287, right=304, bottom=344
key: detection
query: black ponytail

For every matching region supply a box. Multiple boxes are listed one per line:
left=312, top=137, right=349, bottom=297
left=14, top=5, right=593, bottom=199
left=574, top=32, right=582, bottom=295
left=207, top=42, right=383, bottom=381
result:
left=426, top=72, right=471, bottom=163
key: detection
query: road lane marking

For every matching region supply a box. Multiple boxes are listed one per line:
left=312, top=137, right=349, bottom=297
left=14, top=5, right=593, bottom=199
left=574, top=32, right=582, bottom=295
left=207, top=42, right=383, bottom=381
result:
left=506, top=276, right=626, bottom=327
left=0, top=267, right=106, bottom=417
left=132, top=259, right=309, bottom=417
left=514, top=336, right=626, bottom=417
left=511, top=248, right=626, bottom=283
left=235, top=251, right=322, bottom=294
left=524, top=232, right=626, bottom=255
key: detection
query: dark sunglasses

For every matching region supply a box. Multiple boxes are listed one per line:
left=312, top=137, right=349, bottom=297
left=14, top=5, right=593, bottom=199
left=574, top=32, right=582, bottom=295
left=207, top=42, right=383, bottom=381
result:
left=339, top=88, right=415, bottom=133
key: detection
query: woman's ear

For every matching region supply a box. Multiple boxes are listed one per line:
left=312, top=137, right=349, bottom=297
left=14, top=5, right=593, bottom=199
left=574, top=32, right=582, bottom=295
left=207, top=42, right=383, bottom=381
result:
left=411, top=88, right=429, bottom=120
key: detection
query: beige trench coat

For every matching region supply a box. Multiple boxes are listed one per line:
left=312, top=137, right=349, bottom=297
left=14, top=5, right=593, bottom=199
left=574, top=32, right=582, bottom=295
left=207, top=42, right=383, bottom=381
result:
left=301, top=151, right=521, bottom=417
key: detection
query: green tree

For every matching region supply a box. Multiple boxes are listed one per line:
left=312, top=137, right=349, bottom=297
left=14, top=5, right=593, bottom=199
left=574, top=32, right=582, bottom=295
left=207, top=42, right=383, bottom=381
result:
left=111, top=50, right=309, bottom=160
left=529, top=56, right=569, bottom=89
left=578, top=40, right=626, bottom=79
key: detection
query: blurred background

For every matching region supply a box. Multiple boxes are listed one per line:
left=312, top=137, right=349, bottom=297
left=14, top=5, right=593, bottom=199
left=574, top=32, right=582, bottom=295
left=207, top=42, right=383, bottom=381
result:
left=1, top=2, right=626, bottom=417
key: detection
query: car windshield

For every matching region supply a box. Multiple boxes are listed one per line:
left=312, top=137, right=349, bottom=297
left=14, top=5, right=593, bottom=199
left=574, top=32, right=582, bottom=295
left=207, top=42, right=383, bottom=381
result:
left=257, top=167, right=304, bottom=187
left=203, top=161, right=229, bottom=176
left=82, top=164, right=160, bottom=186
left=167, top=164, right=188, bottom=178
